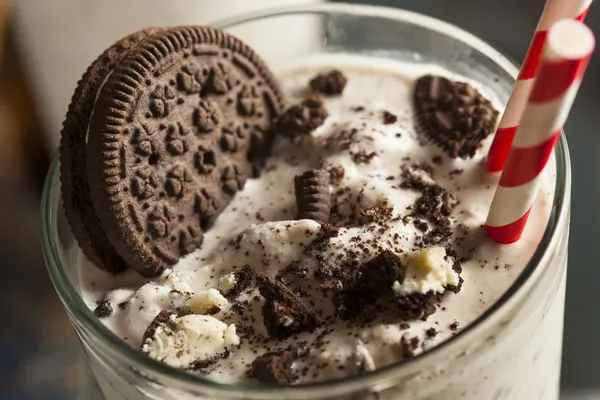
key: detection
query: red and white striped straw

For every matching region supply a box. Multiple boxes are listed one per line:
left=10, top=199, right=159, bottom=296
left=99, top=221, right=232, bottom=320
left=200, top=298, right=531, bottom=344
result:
left=485, top=19, right=594, bottom=244
left=485, top=0, right=592, bottom=173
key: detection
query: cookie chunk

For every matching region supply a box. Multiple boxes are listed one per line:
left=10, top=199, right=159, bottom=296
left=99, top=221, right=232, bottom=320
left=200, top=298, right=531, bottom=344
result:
left=309, top=70, right=347, bottom=95
left=256, top=274, right=320, bottom=339
left=413, top=75, right=498, bottom=158
left=276, top=96, right=328, bottom=139
left=294, top=169, right=331, bottom=223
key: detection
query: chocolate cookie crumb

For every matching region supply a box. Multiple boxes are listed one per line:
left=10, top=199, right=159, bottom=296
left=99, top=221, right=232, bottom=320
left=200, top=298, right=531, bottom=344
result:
left=395, top=292, right=440, bottom=321
left=281, top=259, right=311, bottom=278
left=252, top=349, right=296, bottom=384
left=277, top=96, right=328, bottom=139
left=141, top=310, right=172, bottom=345
left=422, top=225, right=453, bottom=246
left=425, top=327, right=438, bottom=338
left=355, top=251, right=406, bottom=293
left=336, top=251, right=406, bottom=320
left=309, top=70, right=347, bottom=96
left=228, top=265, right=255, bottom=298
left=404, top=174, right=457, bottom=245
left=415, top=186, right=457, bottom=226
left=351, top=149, right=377, bottom=165
left=256, top=274, right=320, bottom=339
left=93, top=298, right=113, bottom=318
left=449, top=322, right=459, bottom=331
left=306, top=223, right=340, bottom=254
left=381, top=110, right=397, bottom=125
left=413, top=75, right=499, bottom=158
left=230, top=300, right=249, bottom=315
left=445, top=248, right=464, bottom=293
left=415, top=220, right=429, bottom=232
left=327, top=164, right=345, bottom=185
left=401, top=164, right=435, bottom=190
left=192, top=356, right=223, bottom=374
left=295, top=169, right=331, bottom=223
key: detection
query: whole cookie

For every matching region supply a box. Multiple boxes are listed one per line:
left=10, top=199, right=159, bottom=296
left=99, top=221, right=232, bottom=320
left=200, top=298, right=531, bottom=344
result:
left=87, top=26, right=285, bottom=277
left=60, top=28, right=164, bottom=274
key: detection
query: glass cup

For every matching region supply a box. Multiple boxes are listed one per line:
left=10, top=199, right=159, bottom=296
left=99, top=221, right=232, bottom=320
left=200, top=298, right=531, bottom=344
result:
left=41, top=4, right=571, bottom=399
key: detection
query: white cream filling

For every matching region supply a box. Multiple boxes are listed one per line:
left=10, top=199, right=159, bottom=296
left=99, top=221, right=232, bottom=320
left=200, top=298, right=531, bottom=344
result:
left=142, top=314, right=239, bottom=369
left=185, top=289, right=230, bottom=314
left=393, top=247, right=460, bottom=295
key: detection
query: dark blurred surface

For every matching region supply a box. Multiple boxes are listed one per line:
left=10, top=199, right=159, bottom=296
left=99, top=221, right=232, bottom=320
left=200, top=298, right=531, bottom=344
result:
left=0, top=0, right=598, bottom=398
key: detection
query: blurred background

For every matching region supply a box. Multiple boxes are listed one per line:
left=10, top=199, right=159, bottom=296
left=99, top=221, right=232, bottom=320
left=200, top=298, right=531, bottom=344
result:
left=0, top=0, right=598, bottom=398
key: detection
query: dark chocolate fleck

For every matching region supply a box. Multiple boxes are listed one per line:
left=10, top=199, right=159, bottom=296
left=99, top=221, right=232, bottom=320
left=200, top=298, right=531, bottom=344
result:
left=381, top=110, right=397, bottom=124
left=93, top=298, right=113, bottom=318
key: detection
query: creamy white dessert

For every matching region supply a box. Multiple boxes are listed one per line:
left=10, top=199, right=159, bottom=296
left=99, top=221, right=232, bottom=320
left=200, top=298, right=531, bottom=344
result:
left=77, top=55, right=552, bottom=384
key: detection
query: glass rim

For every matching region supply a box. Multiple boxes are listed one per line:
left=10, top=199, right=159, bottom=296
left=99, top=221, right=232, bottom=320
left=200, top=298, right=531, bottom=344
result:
left=40, top=3, right=572, bottom=397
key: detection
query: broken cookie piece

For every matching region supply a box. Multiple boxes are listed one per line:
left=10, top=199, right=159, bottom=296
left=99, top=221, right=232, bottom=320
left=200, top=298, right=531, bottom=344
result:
left=401, top=166, right=457, bottom=245
left=381, top=110, right=397, bottom=125
left=391, top=247, right=462, bottom=320
left=276, top=96, right=329, bottom=139
left=400, top=333, right=421, bottom=358
left=415, top=186, right=457, bottom=226
left=218, top=265, right=254, bottom=298
left=252, top=349, right=297, bottom=384
left=93, top=298, right=113, bottom=318
left=256, top=274, right=320, bottom=339
left=336, top=251, right=406, bottom=320
left=142, top=310, right=172, bottom=344
left=353, top=251, right=406, bottom=294
left=394, top=292, right=440, bottom=321
left=309, top=69, right=348, bottom=95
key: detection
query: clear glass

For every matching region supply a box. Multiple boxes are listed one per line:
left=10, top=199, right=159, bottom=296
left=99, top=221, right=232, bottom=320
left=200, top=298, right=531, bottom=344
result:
left=41, top=4, right=571, bottom=400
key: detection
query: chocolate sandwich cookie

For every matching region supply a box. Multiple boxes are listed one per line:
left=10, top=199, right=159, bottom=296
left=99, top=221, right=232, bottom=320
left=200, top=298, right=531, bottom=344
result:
left=85, top=26, right=285, bottom=277
left=61, top=28, right=164, bottom=274
left=413, top=75, right=498, bottom=159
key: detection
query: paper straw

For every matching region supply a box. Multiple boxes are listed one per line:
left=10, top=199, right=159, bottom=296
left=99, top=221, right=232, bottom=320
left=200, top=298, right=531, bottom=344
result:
left=485, top=0, right=592, bottom=173
left=485, top=19, right=594, bottom=244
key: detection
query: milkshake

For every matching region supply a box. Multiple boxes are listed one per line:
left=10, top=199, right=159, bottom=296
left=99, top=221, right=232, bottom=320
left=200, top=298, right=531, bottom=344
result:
left=41, top=5, right=570, bottom=400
